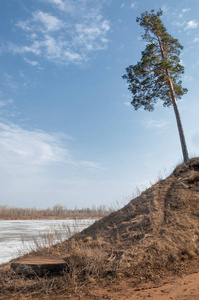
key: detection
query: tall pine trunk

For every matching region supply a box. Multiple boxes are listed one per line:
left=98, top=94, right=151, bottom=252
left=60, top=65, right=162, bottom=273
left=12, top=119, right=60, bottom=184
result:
left=158, top=35, right=189, bottom=163
left=167, top=73, right=189, bottom=163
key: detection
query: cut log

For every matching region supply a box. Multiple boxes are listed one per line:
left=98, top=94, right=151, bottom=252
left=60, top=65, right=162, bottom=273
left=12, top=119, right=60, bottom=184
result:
left=11, top=255, right=68, bottom=276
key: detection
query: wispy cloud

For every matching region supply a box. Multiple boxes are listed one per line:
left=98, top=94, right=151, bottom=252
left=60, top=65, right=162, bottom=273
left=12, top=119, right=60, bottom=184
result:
left=130, top=2, right=136, bottom=9
left=185, top=20, right=198, bottom=30
left=0, top=122, right=71, bottom=165
left=184, top=75, right=193, bottom=81
left=0, top=97, right=19, bottom=118
left=2, top=73, right=18, bottom=90
left=179, top=8, right=190, bottom=18
left=32, top=11, right=64, bottom=32
left=0, top=99, right=13, bottom=108
left=79, top=160, right=105, bottom=170
left=182, top=8, right=190, bottom=13
left=7, top=1, right=110, bottom=65
left=146, top=119, right=168, bottom=129
left=0, top=120, right=105, bottom=208
left=8, top=42, right=42, bottom=55
left=45, top=0, right=74, bottom=12
left=161, top=5, right=168, bottom=14
left=0, top=121, right=105, bottom=170
left=75, top=19, right=110, bottom=51
left=173, top=21, right=185, bottom=27
left=24, top=58, right=40, bottom=66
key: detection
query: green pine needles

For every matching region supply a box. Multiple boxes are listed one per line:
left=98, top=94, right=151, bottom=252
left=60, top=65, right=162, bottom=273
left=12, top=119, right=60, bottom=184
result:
left=123, top=9, right=189, bottom=162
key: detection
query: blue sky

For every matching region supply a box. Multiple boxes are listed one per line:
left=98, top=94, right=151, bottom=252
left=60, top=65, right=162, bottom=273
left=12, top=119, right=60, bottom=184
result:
left=0, top=0, right=199, bottom=209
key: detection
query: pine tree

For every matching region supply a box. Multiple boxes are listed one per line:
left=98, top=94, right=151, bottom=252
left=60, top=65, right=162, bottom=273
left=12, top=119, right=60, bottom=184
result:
left=122, top=9, right=189, bottom=162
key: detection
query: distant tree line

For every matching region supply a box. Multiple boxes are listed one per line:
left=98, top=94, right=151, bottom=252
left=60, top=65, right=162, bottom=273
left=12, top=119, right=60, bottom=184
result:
left=0, top=204, right=115, bottom=220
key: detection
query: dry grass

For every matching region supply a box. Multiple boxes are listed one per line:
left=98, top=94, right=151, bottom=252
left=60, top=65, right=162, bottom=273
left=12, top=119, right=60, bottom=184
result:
left=18, top=221, right=81, bottom=256
left=0, top=235, right=114, bottom=299
left=0, top=222, right=114, bottom=299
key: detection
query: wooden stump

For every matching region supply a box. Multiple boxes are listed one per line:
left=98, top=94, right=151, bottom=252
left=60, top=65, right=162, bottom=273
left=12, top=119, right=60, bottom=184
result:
left=11, top=255, right=68, bottom=276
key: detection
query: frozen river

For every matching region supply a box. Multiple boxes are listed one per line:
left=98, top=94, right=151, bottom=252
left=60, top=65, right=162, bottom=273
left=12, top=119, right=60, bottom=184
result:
left=0, top=219, right=95, bottom=265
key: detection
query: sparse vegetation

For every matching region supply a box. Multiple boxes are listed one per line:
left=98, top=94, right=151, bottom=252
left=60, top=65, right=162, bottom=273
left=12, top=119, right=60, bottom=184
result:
left=0, top=233, right=114, bottom=299
left=1, top=157, right=199, bottom=299
left=0, top=204, right=114, bottom=220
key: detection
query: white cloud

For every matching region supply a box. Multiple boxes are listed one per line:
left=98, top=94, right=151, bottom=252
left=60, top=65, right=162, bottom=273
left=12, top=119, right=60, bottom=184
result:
left=45, top=0, right=73, bottom=12
left=0, top=122, right=71, bottom=165
left=17, top=21, right=31, bottom=31
left=184, top=75, right=193, bottom=81
left=17, top=12, right=64, bottom=39
left=33, top=11, right=64, bottom=32
left=146, top=119, right=168, bottom=129
left=24, top=58, right=40, bottom=66
left=0, top=121, right=106, bottom=208
left=194, top=37, right=199, bottom=42
left=79, top=161, right=105, bottom=170
left=8, top=41, right=41, bottom=55
left=0, top=97, right=18, bottom=118
left=130, top=3, right=135, bottom=9
left=2, top=73, right=18, bottom=90
left=75, top=19, right=110, bottom=51
left=0, top=121, right=105, bottom=170
left=0, top=99, right=13, bottom=108
left=161, top=5, right=168, bottom=13
left=123, top=93, right=131, bottom=107
left=185, top=20, right=198, bottom=30
left=174, top=21, right=185, bottom=27
left=9, top=2, right=110, bottom=65
left=179, top=8, right=191, bottom=18
left=182, top=8, right=190, bottom=13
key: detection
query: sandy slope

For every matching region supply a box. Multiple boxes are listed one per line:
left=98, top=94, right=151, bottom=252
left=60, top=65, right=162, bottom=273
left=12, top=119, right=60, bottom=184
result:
left=1, top=158, right=199, bottom=299
left=35, top=270, right=199, bottom=299
left=88, top=271, right=199, bottom=300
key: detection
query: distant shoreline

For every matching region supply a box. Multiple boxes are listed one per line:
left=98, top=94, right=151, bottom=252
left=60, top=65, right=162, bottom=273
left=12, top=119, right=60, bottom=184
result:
left=0, top=216, right=101, bottom=220
left=0, top=205, right=114, bottom=220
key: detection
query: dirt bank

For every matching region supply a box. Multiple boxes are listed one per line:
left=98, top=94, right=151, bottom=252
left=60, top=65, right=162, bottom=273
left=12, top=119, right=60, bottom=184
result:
left=1, top=157, right=199, bottom=299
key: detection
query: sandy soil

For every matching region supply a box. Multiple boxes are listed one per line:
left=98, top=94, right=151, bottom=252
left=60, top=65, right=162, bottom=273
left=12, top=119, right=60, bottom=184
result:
left=1, top=271, right=199, bottom=300
left=27, top=270, right=198, bottom=300
left=54, top=271, right=199, bottom=300
left=91, top=272, right=199, bottom=300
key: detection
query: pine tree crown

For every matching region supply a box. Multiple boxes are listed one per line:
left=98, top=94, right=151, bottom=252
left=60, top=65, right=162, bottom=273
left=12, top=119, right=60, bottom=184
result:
left=122, top=9, right=188, bottom=111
